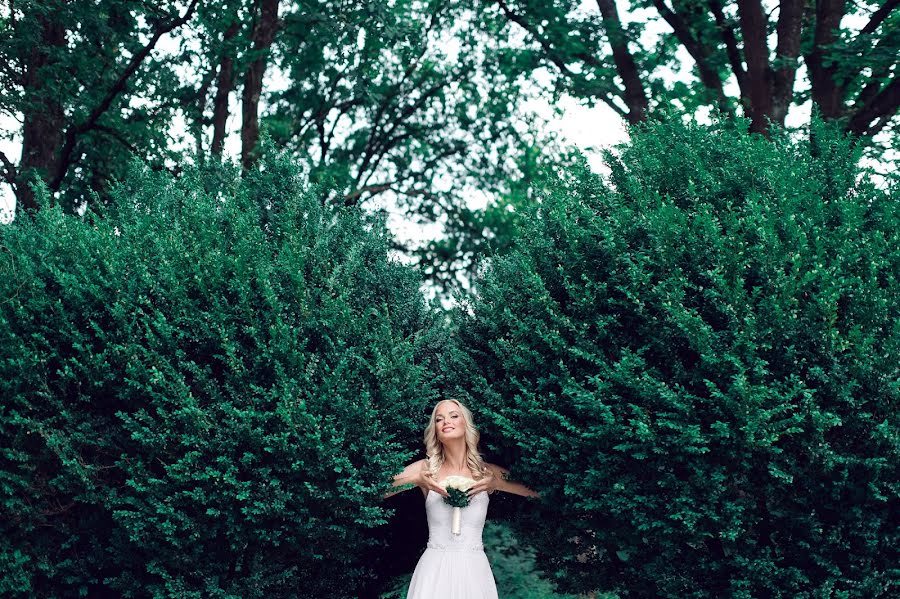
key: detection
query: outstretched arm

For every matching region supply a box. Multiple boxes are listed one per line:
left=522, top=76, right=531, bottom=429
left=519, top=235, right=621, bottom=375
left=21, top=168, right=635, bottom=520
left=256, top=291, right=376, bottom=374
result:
left=383, top=459, right=449, bottom=500
left=468, top=463, right=540, bottom=498
left=383, top=459, right=425, bottom=500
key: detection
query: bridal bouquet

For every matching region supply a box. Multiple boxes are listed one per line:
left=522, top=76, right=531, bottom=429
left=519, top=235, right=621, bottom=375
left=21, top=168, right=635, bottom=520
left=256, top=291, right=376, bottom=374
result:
left=442, top=476, right=475, bottom=535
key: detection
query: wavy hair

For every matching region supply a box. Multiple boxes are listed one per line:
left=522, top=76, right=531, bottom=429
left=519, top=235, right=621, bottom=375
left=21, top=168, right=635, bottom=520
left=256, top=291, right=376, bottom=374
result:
left=423, top=399, right=487, bottom=480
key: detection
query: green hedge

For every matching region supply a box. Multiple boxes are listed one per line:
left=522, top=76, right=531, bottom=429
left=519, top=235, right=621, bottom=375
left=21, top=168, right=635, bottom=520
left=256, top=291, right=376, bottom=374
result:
left=0, top=157, right=441, bottom=598
left=451, top=119, right=899, bottom=598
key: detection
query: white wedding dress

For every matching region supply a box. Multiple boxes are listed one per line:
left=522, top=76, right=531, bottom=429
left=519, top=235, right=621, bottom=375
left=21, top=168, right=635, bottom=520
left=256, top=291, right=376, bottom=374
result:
left=405, top=489, right=498, bottom=598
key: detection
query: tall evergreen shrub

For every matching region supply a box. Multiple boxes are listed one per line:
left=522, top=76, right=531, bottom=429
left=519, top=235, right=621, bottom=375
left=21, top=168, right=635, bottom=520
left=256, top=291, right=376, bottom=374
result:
left=451, top=119, right=899, bottom=598
left=0, top=157, right=440, bottom=598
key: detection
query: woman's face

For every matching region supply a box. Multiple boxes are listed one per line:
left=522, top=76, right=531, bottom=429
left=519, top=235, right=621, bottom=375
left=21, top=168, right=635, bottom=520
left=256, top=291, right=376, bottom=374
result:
left=434, top=401, right=466, bottom=444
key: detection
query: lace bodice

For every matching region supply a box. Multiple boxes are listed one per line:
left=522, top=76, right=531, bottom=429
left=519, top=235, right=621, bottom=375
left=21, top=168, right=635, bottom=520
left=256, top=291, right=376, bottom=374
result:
left=424, top=489, right=490, bottom=551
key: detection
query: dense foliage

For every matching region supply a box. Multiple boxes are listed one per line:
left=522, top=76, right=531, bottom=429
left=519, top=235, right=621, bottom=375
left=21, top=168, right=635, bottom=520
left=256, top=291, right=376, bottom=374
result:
left=451, top=119, right=899, bottom=598
left=0, top=156, right=443, bottom=598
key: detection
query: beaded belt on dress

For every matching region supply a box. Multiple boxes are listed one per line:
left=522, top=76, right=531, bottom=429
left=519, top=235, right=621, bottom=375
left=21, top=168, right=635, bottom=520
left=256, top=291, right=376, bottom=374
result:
left=426, top=542, right=484, bottom=552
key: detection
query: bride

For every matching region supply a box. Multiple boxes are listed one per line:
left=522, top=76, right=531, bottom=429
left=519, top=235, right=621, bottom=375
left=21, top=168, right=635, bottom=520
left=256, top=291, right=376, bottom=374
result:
left=385, top=399, right=539, bottom=599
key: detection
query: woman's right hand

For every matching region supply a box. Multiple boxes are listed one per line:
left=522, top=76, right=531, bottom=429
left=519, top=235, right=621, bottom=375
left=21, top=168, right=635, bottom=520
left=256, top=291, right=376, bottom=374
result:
left=417, top=463, right=449, bottom=497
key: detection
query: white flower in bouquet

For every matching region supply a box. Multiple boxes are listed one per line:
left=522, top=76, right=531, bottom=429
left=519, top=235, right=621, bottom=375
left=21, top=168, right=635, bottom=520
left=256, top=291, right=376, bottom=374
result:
left=441, top=475, right=475, bottom=535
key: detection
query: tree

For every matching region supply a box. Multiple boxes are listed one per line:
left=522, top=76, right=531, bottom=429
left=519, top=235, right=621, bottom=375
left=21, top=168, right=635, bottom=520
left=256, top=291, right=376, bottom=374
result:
left=0, top=154, right=444, bottom=597
left=1, top=0, right=541, bottom=289
left=176, top=0, right=545, bottom=289
left=0, top=0, right=201, bottom=212
left=413, top=131, right=584, bottom=292
left=489, top=0, right=900, bottom=142
left=240, top=0, right=280, bottom=169
left=450, top=118, right=899, bottom=597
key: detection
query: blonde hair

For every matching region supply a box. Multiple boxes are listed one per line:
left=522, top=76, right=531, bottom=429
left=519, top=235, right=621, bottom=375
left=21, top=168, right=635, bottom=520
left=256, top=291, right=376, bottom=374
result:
left=423, top=399, right=487, bottom=480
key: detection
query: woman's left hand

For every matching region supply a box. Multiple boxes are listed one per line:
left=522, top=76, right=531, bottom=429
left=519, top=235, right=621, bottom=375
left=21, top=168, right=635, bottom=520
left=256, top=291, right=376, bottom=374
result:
left=466, top=467, right=499, bottom=498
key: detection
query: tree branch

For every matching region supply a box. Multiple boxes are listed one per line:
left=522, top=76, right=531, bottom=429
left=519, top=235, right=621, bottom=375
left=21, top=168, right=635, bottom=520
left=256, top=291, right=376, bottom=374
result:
left=594, top=0, right=649, bottom=123
left=846, top=78, right=900, bottom=138
left=0, top=150, right=17, bottom=188
left=495, top=0, right=577, bottom=79
left=494, top=0, right=629, bottom=119
left=854, top=58, right=893, bottom=112
left=771, top=0, right=804, bottom=126
left=805, top=0, right=847, bottom=119
left=708, top=0, right=747, bottom=99
left=48, top=0, right=201, bottom=191
left=93, top=124, right=141, bottom=156
left=861, top=0, right=898, bottom=35
left=651, top=0, right=729, bottom=111
left=342, top=183, right=394, bottom=206
left=349, top=37, right=436, bottom=187
left=353, top=68, right=458, bottom=191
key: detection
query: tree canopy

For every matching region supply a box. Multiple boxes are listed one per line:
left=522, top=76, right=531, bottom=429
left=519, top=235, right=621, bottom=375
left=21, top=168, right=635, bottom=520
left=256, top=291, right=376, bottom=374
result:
left=490, top=0, right=899, bottom=144
left=3, top=0, right=896, bottom=287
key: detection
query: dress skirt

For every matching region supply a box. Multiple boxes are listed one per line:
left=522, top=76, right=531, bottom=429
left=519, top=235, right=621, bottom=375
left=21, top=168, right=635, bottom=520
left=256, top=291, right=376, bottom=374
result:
left=405, top=542, right=499, bottom=599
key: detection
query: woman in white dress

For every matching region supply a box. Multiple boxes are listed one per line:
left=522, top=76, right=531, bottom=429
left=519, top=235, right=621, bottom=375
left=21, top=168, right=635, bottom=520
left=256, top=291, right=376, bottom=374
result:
left=385, top=399, right=540, bottom=599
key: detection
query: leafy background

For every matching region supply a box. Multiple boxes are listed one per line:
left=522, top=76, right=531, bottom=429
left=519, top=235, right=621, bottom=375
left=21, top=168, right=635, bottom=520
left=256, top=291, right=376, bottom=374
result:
left=1, top=0, right=898, bottom=597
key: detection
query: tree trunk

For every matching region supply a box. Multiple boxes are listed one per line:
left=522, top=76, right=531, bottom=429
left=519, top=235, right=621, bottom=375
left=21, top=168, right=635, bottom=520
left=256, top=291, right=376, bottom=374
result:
left=212, top=19, right=241, bottom=157
left=771, top=0, right=804, bottom=126
left=806, top=0, right=846, bottom=119
left=736, top=0, right=774, bottom=135
left=708, top=0, right=748, bottom=104
left=241, top=0, right=280, bottom=170
left=17, top=15, right=66, bottom=212
left=595, top=0, right=649, bottom=123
